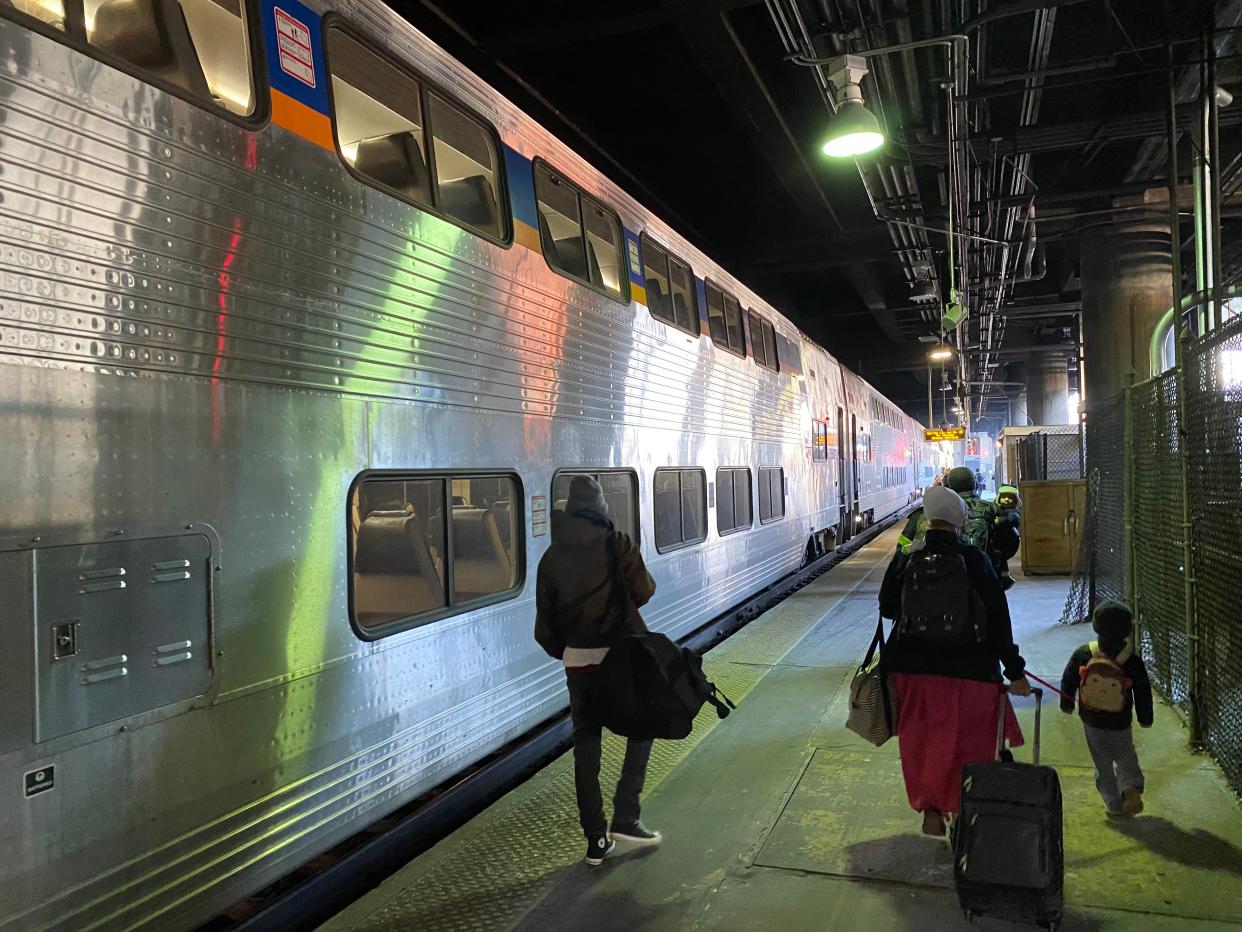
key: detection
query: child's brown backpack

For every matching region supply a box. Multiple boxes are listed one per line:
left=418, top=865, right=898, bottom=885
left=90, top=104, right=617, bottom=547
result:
left=1078, top=640, right=1133, bottom=713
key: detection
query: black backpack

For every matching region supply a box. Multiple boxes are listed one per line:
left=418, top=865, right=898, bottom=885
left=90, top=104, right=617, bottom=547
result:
left=586, top=633, right=735, bottom=740
left=898, top=549, right=987, bottom=645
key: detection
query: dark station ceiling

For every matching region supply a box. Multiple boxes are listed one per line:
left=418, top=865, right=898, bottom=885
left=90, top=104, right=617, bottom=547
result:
left=389, top=0, right=1242, bottom=428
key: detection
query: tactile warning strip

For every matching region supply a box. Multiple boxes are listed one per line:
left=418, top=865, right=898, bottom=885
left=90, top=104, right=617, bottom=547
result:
left=324, top=533, right=897, bottom=932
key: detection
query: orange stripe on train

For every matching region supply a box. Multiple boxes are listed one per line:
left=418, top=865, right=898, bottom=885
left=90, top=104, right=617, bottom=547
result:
left=270, top=89, right=335, bottom=151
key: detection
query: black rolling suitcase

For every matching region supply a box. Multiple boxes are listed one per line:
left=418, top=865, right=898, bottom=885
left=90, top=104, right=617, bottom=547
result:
left=953, top=687, right=1063, bottom=931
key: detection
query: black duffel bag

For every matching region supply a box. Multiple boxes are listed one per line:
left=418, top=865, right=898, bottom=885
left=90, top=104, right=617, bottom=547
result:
left=584, top=633, right=736, bottom=740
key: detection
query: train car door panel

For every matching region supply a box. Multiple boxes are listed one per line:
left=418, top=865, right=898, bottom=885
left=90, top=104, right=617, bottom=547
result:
left=31, top=533, right=213, bottom=743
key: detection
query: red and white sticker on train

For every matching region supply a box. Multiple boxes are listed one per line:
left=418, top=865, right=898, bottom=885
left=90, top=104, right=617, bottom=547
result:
left=275, top=7, right=316, bottom=88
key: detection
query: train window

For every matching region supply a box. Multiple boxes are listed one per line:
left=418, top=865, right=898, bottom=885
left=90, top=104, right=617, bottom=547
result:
left=329, top=30, right=431, bottom=204
left=428, top=93, right=505, bottom=239
left=642, top=237, right=673, bottom=324
left=653, top=468, right=707, bottom=552
left=812, top=421, right=828, bottom=462
left=668, top=254, right=698, bottom=334
left=83, top=0, right=255, bottom=115
left=749, top=311, right=779, bottom=372
left=551, top=469, right=639, bottom=543
left=764, top=321, right=780, bottom=371
left=705, top=283, right=727, bottom=349
left=856, top=431, right=872, bottom=461
left=348, top=472, right=522, bottom=639
left=534, top=161, right=628, bottom=302
left=641, top=235, right=699, bottom=336
left=327, top=28, right=509, bottom=243
left=758, top=466, right=785, bottom=524
left=705, top=282, right=745, bottom=356
left=716, top=467, right=752, bottom=536
left=7, top=0, right=64, bottom=28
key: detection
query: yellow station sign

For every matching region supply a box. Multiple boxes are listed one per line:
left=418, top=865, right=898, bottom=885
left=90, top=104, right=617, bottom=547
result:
left=924, top=427, right=967, bottom=442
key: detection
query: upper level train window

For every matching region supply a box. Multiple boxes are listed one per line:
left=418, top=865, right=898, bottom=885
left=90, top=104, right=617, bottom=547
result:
left=749, top=310, right=780, bottom=372
left=705, top=282, right=745, bottom=356
left=348, top=471, right=522, bottom=639
left=534, top=161, right=627, bottom=302
left=326, top=28, right=507, bottom=242
left=653, top=468, right=706, bottom=553
left=6, top=0, right=64, bottom=29
left=716, top=467, right=752, bottom=536
left=641, top=234, right=699, bottom=336
left=551, top=469, right=639, bottom=543
left=83, top=0, right=255, bottom=115
left=758, top=466, right=785, bottom=523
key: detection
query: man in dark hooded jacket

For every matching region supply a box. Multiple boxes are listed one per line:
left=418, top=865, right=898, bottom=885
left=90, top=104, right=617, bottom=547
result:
left=535, top=475, right=660, bottom=865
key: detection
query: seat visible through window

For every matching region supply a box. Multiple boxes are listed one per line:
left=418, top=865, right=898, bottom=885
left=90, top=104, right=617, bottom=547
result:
left=353, top=133, right=430, bottom=204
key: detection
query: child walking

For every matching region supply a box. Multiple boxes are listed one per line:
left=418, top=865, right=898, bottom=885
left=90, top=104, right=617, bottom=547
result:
left=1059, top=600, right=1154, bottom=817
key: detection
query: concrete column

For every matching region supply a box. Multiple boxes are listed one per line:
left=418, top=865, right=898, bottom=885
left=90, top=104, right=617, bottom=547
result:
left=1024, top=362, right=1045, bottom=426
left=1080, top=218, right=1174, bottom=403
left=1036, top=354, right=1071, bottom=424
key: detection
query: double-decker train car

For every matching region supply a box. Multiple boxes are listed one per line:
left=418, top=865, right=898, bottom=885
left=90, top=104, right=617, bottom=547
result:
left=0, top=0, right=930, bottom=927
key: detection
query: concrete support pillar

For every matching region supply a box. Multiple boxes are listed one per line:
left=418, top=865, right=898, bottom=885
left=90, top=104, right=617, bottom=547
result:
left=1080, top=220, right=1174, bottom=403
left=1035, top=354, right=1071, bottom=424
left=1025, top=363, right=1045, bottom=426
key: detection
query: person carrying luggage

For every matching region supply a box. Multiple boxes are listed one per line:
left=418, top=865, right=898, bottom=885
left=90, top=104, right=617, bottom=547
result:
left=1058, top=600, right=1153, bottom=817
left=879, top=485, right=1031, bottom=837
left=534, top=476, right=662, bottom=866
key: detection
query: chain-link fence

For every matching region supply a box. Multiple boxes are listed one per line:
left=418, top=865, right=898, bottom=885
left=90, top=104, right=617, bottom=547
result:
left=1184, top=317, right=1242, bottom=792
left=1131, top=373, right=1189, bottom=706
left=1060, top=398, right=1125, bottom=626
left=1015, top=427, right=1085, bottom=482
left=1061, top=313, right=1242, bottom=794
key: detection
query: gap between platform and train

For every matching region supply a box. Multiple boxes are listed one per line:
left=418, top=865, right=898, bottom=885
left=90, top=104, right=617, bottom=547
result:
left=212, top=513, right=908, bottom=932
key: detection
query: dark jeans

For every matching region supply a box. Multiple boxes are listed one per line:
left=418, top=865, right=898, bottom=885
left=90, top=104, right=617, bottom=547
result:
left=566, top=668, right=653, bottom=838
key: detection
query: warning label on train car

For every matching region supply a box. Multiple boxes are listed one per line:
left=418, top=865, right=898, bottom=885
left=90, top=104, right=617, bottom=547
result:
left=275, top=8, right=316, bottom=88
left=531, top=495, right=548, bottom=537
left=924, top=427, right=967, bottom=442
left=24, top=765, right=54, bottom=799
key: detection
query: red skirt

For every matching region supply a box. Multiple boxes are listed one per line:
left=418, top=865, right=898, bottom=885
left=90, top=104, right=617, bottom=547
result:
left=891, top=673, right=1024, bottom=815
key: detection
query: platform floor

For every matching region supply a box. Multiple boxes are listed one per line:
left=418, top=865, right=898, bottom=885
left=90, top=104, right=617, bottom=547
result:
left=323, top=527, right=1242, bottom=932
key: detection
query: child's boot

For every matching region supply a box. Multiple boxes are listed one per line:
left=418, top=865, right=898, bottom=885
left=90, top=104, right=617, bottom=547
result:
left=1122, top=787, right=1144, bottom=816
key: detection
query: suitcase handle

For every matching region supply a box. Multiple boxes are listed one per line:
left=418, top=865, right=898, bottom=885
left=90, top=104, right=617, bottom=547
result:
left=996, top=686, right=1042, bottom=766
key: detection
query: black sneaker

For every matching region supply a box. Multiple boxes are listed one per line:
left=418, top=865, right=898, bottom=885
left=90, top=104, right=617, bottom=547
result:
left=584, top=834, right=616, bottom=866
left=609, top=820, right=663, bottom=846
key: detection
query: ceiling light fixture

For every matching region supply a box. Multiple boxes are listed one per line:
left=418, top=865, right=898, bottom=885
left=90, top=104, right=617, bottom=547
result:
left=941, top=288, right=968, bottom=331
left=821, top=56, right=884, bottom=158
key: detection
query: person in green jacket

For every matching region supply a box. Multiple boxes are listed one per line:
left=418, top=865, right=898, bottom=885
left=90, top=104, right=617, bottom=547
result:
left=898, top=467, right=1006, bottom=573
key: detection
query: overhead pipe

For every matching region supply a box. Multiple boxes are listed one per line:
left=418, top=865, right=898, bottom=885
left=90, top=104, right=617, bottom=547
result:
left=767, top=0, right=947, bottom=324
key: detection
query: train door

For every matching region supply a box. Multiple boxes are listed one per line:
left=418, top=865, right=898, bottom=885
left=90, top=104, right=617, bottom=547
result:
left=834, top=406, right=846, bottom=539
left=850, top=412, right=861, bottom=522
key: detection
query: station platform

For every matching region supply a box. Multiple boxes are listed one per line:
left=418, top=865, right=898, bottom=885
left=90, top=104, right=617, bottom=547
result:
left=323, top=527, right=1242, bottom=932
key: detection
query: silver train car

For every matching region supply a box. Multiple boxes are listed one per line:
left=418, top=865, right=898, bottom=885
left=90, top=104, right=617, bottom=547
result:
left=0, top=0, right=939, bottom=926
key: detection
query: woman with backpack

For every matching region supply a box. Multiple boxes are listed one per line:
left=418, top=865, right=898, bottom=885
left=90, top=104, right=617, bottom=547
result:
left=878, top=486, right=1032, bottom=837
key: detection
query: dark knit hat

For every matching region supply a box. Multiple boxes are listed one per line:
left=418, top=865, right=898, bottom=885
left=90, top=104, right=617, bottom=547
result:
left=946, top=466, right=978, bottom=494
left=566, top=475, right=608, bottom=516
left=1092, top=600, right=1133, bottom=640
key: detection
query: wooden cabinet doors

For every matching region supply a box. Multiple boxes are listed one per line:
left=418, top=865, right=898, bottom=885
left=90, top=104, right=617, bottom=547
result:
left=1020, top=479, right=1087, bottom=574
